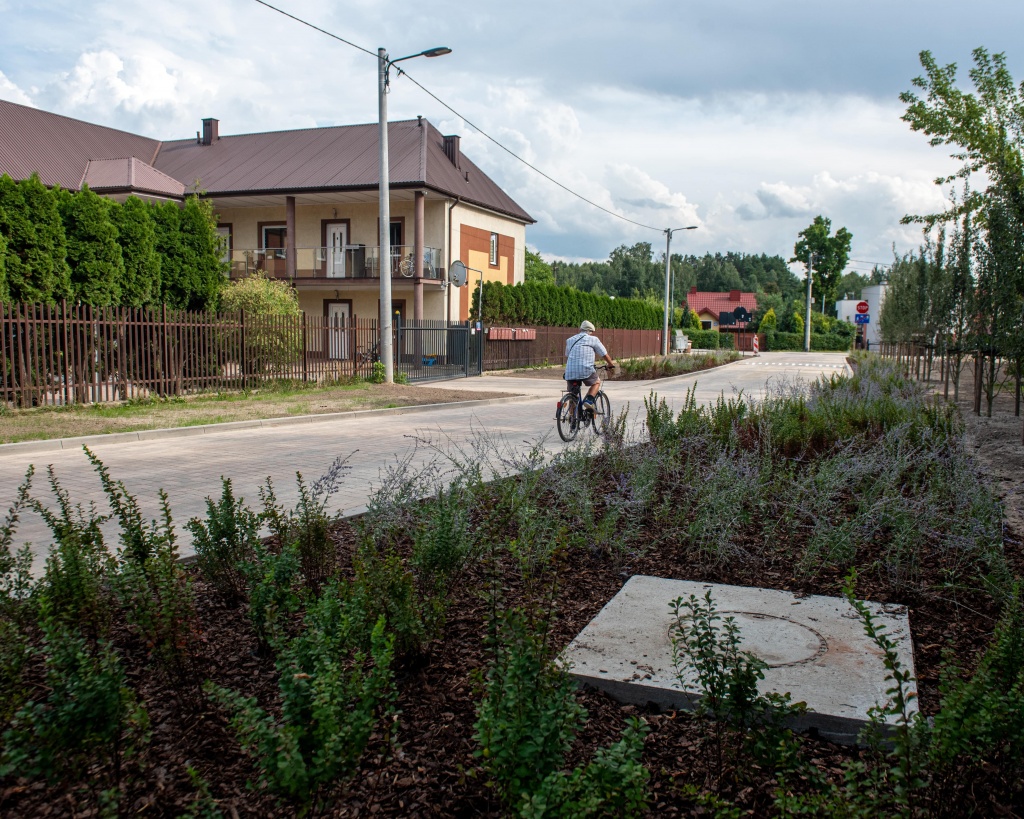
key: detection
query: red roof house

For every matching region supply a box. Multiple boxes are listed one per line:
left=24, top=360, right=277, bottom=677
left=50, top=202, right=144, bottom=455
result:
left=684, top=287, right=758, bottom=330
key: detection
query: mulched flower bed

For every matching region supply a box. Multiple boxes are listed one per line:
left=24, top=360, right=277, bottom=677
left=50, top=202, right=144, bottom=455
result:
left=3, top=498, right=1018, bottom=818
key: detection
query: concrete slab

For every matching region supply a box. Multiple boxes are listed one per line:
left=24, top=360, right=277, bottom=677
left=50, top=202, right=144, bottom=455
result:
left=563, top=576, right=916, bottom=745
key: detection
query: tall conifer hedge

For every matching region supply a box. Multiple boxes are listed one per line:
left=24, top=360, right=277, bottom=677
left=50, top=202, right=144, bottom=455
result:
left=474, top=281, right=662, bottom=329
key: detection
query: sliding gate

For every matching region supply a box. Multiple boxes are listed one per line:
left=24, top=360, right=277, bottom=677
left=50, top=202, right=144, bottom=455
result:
left=394, top=319, right=483, bottom=383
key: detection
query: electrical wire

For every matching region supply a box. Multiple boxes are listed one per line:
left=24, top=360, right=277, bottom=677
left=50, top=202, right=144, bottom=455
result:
left=251, top=0, right=665, bottom=234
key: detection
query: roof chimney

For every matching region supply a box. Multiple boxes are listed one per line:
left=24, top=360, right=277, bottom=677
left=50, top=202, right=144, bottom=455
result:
left=729, top=290, right=741, bottom=302
left=201, top=118, right=219, bottom=146
left=443, top=134, right=461, bottom=168
left=689, top=286, right=698, bottom=295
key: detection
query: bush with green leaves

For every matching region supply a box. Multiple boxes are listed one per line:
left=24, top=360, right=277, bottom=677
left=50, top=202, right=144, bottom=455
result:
left=206, top=584, right=395, bottom=810
left=219, top=270, right=302, bottom=373
left=259, top=457, right=350, bottom=594
left=519, top=718, right=650, bottom=818
left=474, top=607, right=586, bottom=804
left=670, top=591, right=804, bottom=787
left=187, top=478, right=262, bottom=606
left=1, top=621, right=148, bottom=790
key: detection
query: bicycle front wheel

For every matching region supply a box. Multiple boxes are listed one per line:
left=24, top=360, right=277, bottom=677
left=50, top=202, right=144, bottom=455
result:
left=556, top=393, right=580, bottom=442
left=592, top=391, right=612, bottom=436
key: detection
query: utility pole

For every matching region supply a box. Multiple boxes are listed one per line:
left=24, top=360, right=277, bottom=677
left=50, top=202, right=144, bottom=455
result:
left=378, top=47, right=394, bottom=383
left=804, top=251, right=813, bottom=353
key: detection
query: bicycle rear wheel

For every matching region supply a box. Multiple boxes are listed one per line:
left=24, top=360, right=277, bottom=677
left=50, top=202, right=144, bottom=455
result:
left=556, top=393, right=580, bottom=442
left=591, top=391, right=611, bottom=436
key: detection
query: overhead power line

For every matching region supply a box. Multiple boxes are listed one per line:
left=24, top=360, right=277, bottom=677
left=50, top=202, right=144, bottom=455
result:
left=251, top=0, right=664, bottom=233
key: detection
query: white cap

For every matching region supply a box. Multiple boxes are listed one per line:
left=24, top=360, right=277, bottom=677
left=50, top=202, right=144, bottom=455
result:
left=580, top=320, right=595, bottom=333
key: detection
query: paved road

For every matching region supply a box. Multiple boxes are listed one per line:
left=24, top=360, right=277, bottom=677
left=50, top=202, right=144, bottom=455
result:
left=0, top=352, right=848, bottom=570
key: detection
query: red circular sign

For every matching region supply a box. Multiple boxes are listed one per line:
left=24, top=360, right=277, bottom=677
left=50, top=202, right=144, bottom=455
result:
left=856, top=301, right=869, bottom=314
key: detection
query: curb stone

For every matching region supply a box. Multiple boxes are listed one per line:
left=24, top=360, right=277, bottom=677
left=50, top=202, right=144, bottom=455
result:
left=0, top=395, right=534, bottom=457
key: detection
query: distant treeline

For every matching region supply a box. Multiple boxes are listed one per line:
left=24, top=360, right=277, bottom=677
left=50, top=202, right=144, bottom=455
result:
left=0, top=173, right=225, bottom=310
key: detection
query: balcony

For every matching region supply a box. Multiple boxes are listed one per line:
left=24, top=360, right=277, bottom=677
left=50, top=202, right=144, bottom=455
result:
left=228, top=245, right=445, bottom=283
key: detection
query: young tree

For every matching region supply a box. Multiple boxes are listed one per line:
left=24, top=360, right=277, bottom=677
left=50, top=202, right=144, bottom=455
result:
left=524, top=249, right=554, bottom=284
left=791, top=216, right=852, bottom=313
left=901, top=48, right=1024, bottom=228
left=111, top=196, right=160, bottom=307
left=57, top=185, right=124, bottom=306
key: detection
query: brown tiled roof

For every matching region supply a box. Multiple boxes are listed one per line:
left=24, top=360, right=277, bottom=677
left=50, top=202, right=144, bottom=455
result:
left=154, top=119, right=533, bottom=222
left=0, top=99, right=160, bottom=190
left=0, top=101, right=533, bottom=223
left=685, top=288, right=758, bottom=317
left=82, top=157, right=186, bottom=197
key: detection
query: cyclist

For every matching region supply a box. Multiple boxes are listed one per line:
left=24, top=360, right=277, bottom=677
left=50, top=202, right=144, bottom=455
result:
left=564, top=320, right=616, bottom=411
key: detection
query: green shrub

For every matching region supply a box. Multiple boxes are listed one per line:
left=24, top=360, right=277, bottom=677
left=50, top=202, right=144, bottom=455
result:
left=474, top=607, right=586, bottom=805
left=688, top=329, right=721, bottom=349
left=206, top=585, right=395, bottom=809
left=519, top=719, right=650, bottom=818
left=763, top=330, right=851, bottom=352
left=1, top=622, right=148, bottom=786
left=31, top=465, right=115, bottom=641
left=187, top=478, right=262, bottom=606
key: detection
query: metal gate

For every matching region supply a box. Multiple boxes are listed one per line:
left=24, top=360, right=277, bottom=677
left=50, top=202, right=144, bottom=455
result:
left=394, top=319, right=483, bottom=383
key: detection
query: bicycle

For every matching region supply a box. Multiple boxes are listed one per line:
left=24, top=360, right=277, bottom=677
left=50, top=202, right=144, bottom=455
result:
left=555, top=366, right=612, bottom=442
left=356, top=340, right=380, bottom=366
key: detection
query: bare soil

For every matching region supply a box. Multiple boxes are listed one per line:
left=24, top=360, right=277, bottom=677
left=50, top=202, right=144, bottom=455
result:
left=930, top=362, right=1024, bottom=538
left=0, top=383, right=517, bottom=444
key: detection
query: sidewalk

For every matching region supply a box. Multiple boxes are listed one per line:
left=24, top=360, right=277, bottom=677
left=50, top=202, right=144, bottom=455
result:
left=0, top=352, right=849, bottom=570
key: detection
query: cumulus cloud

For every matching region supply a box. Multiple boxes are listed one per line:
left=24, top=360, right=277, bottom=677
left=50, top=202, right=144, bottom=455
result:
left=0, top=70, right=32, bottom=106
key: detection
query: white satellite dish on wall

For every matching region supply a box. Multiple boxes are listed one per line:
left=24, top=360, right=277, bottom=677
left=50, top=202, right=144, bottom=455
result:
left=449, top=260, right=469, bottom=287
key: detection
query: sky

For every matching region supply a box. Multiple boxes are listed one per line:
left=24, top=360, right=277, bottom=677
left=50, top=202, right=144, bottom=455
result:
left=1, top=0, right=1022, bottom=276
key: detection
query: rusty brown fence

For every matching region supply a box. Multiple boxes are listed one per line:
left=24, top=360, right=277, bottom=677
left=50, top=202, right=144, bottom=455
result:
left=0, top=302, right=390, bottom=408
left=483, top=326, right=664, bottom=371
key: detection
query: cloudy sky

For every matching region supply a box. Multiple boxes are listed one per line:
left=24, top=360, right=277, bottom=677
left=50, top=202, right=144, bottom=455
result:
left=2, top=0, right=1022, bottom=274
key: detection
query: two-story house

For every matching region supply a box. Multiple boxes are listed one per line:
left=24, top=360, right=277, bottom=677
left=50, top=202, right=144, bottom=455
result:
left=0, top=100, right=534, bottom=356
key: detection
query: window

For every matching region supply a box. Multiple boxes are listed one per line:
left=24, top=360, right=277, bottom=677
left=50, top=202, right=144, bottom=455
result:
left=489, top=232, right=499, bottom=266
left=701, top=320, right=713, bottom=330
left=216, top=225, right=232, bottom=267
left=390, top=220, right=403, bottom=250
left=262, top=225, right=287, bottom=260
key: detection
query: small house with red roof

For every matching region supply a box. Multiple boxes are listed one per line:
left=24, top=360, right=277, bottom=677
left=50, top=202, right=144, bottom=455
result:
left=683, top=287, right=758, bottom=330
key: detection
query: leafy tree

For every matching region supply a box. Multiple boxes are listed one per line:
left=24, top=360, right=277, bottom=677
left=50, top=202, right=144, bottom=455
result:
left=0, top=232, right=8, bottom=302
left=524, top=249, right=554, bottom=284
left=835, top=270, right=871, bottom=301
left=791, top=216, right=852, bottom=314
left=758, top=307, right=778, bottom=332
left=111, top=196, right=160, bottom=307
left=153, top=196, right=225, bottom=310
left=901, top=47, right=1024, bottom=228
left=0, top=174, right=71, bottom=303
left=56, top=185, right=124, bottom=307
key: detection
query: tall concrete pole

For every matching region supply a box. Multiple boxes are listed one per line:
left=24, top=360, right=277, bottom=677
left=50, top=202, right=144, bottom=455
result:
left=662, top=229, right=672, bottom=356
left=378, top=47, right=394, bottom=383
left=804, top=252, right=813, bottom=353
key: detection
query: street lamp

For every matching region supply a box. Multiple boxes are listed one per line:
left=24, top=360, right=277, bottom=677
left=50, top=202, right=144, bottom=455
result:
left=378, top=46, right=451, bottom=383
left=663, top=226, right=697, bottom=356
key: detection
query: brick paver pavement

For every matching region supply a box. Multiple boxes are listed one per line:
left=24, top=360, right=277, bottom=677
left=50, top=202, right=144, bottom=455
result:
left=0, top=352, right=849, bottom=570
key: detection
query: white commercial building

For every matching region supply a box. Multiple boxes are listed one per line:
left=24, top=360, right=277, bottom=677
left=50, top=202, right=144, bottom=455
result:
left=836, top=284, right=887, bottom=349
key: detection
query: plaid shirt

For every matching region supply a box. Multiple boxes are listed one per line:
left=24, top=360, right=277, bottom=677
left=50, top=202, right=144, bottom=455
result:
left=564, top=332, right=607, bottom=379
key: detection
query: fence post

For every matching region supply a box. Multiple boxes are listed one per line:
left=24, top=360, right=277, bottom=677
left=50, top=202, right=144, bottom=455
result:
left=302, top=313, right=309, bottom=383
left=239, top=309, right=247, bottom=391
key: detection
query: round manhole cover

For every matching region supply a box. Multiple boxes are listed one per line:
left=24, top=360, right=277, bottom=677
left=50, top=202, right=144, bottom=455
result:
left=722, top=611, right=828, bottom=668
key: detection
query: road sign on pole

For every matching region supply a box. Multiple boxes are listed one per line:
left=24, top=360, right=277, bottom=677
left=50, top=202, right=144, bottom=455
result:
left=854, top=314, right=870, bottom=325
left=856, top=301, right=869, bottom=314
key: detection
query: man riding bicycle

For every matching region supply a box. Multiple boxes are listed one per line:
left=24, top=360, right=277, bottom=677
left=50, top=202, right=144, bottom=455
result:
left=565, top=320, right=617, bottom=410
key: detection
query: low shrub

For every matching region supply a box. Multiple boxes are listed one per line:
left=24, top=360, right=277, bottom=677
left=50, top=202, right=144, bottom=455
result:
left=763, top=330, right=851, bottom=352
left=688, top=329, right=721, bottom=349
left=187, top=478, right=262, bottom=606
left=206, top=584, right=395, bottom=810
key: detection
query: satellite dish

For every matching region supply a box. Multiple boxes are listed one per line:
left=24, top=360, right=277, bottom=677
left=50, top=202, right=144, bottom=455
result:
left=449, top=260, right=468, bottom=287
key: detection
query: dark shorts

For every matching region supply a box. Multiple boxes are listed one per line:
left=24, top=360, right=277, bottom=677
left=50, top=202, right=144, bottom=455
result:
left=566, top=371, right=600, bottom=388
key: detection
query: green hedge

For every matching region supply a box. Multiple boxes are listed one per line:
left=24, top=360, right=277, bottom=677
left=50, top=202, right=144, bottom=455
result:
left=686, top=329, right=721, bottom=349
left=476, top=281, right=661, bottom=329
left=764, top=331, right=851, bottom=352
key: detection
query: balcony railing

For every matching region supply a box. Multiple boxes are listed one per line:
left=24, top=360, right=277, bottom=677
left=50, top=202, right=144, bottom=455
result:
left=228, top=245, right=445, bottom=282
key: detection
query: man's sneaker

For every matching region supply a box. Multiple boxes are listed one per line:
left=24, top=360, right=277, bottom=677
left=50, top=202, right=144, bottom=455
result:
left=582, top=396, right=596, bottom=408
